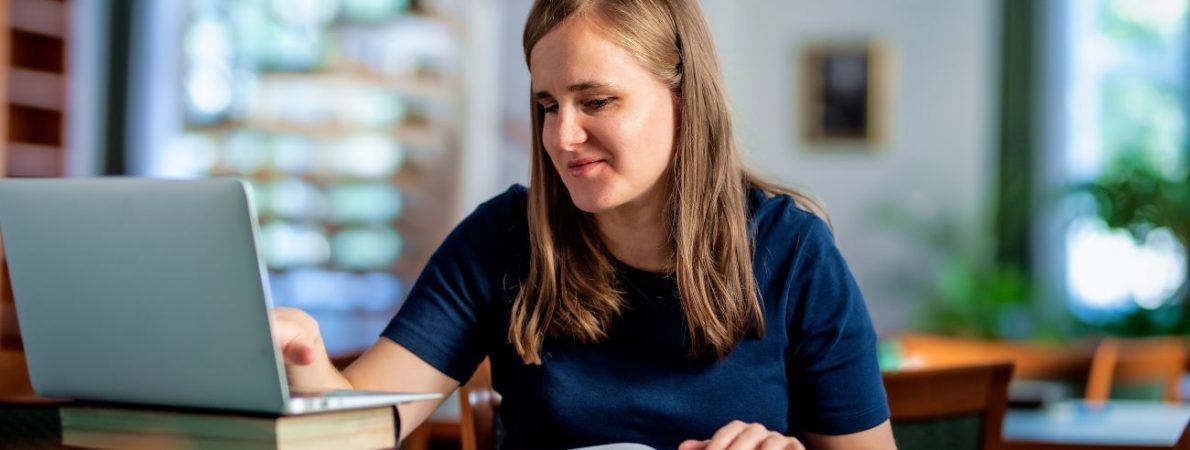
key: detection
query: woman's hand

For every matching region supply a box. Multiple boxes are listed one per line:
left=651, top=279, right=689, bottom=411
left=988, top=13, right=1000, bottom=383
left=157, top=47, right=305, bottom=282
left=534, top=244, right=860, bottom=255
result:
left=271, top=307, right=324, bottom=366
left=679, top=421, right=805, bottom=450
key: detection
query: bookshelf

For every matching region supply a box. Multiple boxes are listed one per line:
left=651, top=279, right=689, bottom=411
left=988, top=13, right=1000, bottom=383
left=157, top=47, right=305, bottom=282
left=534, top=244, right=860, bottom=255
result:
left=145, top=3, right=485, bottom=446
left=0, top=0, right=70, bottom=398
left=144, top=0, right=470, bottom=319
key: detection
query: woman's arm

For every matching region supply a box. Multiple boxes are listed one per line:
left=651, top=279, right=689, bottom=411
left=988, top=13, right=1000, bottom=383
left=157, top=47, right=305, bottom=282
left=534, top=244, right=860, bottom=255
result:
left=273, top=307, right=460, bottom=441
left=342, top=338, right=461, bottom=441
left=803, top=420, right=896, bottom=450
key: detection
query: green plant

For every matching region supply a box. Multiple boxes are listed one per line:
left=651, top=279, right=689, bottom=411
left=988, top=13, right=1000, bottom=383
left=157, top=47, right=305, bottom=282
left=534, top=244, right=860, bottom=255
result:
left=1083, top=149, right=1190, bottom=242
left=1075, top=147, right=1190, bottom=334
left=870, top=203, right=1052, bottom=340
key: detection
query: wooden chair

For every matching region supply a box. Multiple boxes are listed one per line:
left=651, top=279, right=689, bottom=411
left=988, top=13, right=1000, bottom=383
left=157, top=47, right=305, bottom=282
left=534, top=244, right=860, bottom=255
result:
left=1085, top=336, right=1186, bottom=403
left=883, top=361, right=1014, bottom=450
left=460, top=358, right=499, bottom=450
left=895, top=332, right=1091, bottom=380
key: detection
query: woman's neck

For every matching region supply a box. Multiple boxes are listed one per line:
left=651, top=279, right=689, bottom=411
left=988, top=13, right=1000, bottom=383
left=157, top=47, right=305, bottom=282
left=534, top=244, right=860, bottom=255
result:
left=594, top=191, right=672, bottom=273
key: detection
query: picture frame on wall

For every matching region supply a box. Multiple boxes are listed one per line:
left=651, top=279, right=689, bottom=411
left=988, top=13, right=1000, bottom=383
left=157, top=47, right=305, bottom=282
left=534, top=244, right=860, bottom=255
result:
left=797, top=40, right=888, bottom=149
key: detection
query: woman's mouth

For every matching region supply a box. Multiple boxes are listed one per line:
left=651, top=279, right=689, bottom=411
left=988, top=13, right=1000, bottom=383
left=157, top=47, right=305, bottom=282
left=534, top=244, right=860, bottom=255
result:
left=567, top=159, right=605, bottom=177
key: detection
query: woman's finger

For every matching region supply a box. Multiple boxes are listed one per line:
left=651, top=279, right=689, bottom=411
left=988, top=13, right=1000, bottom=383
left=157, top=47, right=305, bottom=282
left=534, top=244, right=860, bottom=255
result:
left=270, top=308, right=318, bottom=365
left=725, top=423, right=772, bottom=450
left=759, top=434, right=803, bottom=450
left=704, top=420, right=750, bottom=450
left=678, top=439, right=707, bottom=450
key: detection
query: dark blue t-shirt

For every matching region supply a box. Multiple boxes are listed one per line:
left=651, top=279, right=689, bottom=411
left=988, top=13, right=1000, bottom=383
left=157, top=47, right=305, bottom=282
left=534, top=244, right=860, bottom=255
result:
left=382, top=185, right=889, bottom=450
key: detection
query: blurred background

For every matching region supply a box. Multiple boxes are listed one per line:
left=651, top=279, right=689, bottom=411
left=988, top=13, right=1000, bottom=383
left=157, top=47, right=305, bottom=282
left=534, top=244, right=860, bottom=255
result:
left=0, top=0, right=1188, bottom=356
left=0, top=0, right=1188, bottom=447
left=2, top=0, right=1189, bottom=348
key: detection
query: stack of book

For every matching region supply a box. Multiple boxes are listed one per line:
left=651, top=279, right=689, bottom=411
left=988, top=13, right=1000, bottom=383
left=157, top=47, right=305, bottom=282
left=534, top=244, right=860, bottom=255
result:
left=60, top=404, right=397, bottom=450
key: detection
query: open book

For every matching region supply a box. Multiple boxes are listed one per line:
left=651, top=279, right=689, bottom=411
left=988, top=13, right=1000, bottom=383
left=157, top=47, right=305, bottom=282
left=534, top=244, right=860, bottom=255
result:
left=573, top=444, right=658, bottom=450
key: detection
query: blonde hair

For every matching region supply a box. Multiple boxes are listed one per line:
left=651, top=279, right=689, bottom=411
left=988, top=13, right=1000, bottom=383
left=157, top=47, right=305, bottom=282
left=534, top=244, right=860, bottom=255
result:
left=512, top=0, right=827, bottom=364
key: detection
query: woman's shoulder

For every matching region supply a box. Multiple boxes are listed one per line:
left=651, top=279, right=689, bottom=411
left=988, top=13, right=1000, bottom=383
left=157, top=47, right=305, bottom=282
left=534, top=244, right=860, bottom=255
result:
left=449, top=184, right=530, bottom=246
left=747, top=187, right=832, bottom=244
left=465, top=183, right=528, bottom=223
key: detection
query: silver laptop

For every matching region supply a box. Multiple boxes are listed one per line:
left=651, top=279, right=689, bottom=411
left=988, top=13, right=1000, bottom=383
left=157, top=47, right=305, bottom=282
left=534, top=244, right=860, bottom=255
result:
left=0, top=178, right=440, bottom=414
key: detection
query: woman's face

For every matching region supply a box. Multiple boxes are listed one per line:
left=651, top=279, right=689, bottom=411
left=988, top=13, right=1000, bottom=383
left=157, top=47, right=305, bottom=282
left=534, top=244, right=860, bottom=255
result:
left=530, top=18, right=677, bottom=215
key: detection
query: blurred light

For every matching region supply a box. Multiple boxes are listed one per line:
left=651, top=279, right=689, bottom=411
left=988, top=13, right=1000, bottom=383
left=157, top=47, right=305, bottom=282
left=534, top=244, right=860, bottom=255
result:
left=1107, top=0, right=1189, bottom=37
left=331, top=227, right=402, bottom=270
left=157, top=133, right=220, bottom=178
left=260, top=221, right=331, bottom=267
left=226, top=1, right=271, bottom=66
left=269, top=269, right=343, bottom=308
left=1106, top=81, right=1186, bottom=169
left=1067, top=218, right=1186, bottom=312
left=331, top=134, right=404, bottom=178
left=342, top=87, right=405, bottom=128
left=184, top=16, right=234, bottom=64
left=340, top=0, right=409, bottom=22
left=187, top=66, right=234, bottom=117
left=269, top=178, right=329, bottom=220
left=227, top=69, right=261, bottom=121
left=260, top=80, right=331, bottom=126
left=347, top=272, right=403, bottom=310
left=329, top=183, right=403, bottom=223
left=1134, top=229, right=1188, bottom=309
left=223, top=131, right=272, bottom=174
left=333, top=17, right=459, bottom=77
left=270, top=0, right=339, bottom=27
left=267, top=24, right=324, bottom=70
left=269, top=269, right=402, bottom=310
left=272, top=135, right=317, bottom=174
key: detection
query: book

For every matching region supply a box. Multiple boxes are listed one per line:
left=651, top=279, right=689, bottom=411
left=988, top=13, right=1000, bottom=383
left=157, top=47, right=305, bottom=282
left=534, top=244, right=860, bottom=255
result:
left=60, top=404, right=397, bottom=450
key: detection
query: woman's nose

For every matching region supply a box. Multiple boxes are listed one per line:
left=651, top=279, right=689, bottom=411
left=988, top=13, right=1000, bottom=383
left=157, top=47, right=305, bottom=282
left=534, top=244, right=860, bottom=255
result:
left=550, top=109, right=588, bottom=151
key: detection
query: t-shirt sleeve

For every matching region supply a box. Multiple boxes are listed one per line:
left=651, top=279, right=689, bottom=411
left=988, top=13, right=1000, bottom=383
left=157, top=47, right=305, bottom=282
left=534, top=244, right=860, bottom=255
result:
left=380, top=189, right=520, bottom=382
left=785, top=215, right=890, bottom=435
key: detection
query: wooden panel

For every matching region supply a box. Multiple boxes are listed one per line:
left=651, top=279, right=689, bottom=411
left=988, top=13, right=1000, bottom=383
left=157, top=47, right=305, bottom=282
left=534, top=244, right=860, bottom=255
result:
left=1, top=0, right=16, bottom=359
left=0, top=351, right=33, bottom=397
left=7, top=105, right=62, bottom=146
left=0, top=0, right=67, bottom=402
left=0, top=235, right=31, bottom=396
left=0, top=0, right=11, bottom=176
left=897, top=332, right=1093, bottom=380
left=0, top=234, right=16, bottom=351
left=10, top=0, right=67, bottom=38
left=884, top=362, right=1014, bottom=450
left=884, top=363, right=1012, bottom=418
left=8, top=68, right=64, bottom=111
left=5, top=142, right=61, bottom=176
left=0, top=272, right=18, bottom=351
left=10, top=29, right=63, bottom=73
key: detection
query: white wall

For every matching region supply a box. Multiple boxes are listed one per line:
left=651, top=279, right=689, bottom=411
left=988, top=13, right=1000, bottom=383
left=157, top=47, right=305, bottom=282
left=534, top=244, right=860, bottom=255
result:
left=455, top=0, right=534, bottom=218
left=705, top=0, right=999, bottom=330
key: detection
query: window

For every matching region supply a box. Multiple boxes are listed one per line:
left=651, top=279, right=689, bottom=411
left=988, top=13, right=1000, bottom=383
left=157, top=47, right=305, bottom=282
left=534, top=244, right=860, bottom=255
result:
left=1060, top=0, right=1189, bottom=326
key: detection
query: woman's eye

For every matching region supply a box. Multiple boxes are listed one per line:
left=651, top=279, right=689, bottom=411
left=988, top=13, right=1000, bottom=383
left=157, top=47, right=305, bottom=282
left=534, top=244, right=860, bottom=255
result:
left=542, top=103, right=559, bottom=114
left=585, top=98, right=614, bottom=110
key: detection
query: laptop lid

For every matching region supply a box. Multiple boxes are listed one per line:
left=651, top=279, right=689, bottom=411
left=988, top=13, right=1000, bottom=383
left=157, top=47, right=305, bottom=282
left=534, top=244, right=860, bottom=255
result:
left=0, top=178, right=295, bottom=413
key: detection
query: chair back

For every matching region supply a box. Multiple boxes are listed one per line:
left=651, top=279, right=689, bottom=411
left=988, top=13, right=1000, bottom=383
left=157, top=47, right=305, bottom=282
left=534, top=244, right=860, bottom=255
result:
left=1086, top=336, right=1186, bottom=403
left=896, top=332, right=1089, bottom=379
left=460, top=358, right=499, bottom=450
left=883, top=361, right=1014, bottom=450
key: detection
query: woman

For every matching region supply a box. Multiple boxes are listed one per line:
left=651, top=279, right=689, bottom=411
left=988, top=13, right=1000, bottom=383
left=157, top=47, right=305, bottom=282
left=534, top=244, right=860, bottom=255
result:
left=275, top=1, right=896, bottom=448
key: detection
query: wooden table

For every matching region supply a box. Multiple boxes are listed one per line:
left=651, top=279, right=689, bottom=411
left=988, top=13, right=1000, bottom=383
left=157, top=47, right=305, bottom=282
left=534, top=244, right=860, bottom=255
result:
left=1003, top=400, right=1190, bottom=450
